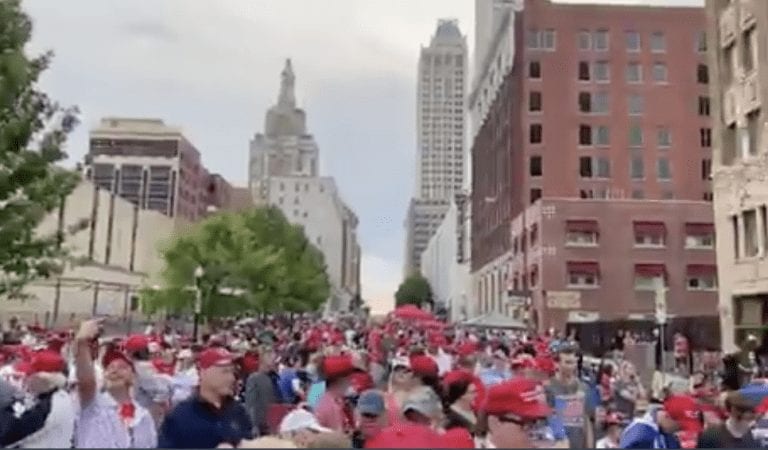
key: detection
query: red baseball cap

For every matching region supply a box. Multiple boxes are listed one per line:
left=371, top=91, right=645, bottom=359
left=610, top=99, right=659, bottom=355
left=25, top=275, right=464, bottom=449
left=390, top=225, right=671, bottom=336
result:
left=663, top=395, right=702, bottom=433
left=322, top=355, right=355, bottom=379
left=198, top=347, right=235, bottom=370
left=102, top=348, right=134, bottom=371
left=409, top=355, right=439, bottom=378
left=123, top=335, right=150, bottom=353
left=365, top=423, right=442, bottom=448
left=442, top=370, right=473, bottom=389
left=27, top=350, right=66, bottom=374
left=440, top=427, right=475, bottom=448
left=483, top=378, right=551, bottom=419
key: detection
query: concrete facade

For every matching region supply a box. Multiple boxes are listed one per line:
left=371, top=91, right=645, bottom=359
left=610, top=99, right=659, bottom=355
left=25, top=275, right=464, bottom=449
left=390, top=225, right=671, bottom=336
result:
left=420, top=200, right=471, bottom=322
left=499, top=198, right=717, bottom=332
left=266, top=176, right=360, bottom=312
left=86, top=118, right=226, bottom=222
left=706, top=0, right=768, bottom=352
left=249, top=59, right=319, bottom=204
left=0, top=180, right=176, bottom=326
left=250, top=60, right=361, bottom=312
left=405, top=20, right=468, bottom=276
left=471, top=0, right=711, bottom=323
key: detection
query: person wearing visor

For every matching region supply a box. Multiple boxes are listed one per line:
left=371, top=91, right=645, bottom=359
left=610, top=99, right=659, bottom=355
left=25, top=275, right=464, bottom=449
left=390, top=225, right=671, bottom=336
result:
left=479, top=377, right=556, bottom=449
left=278, top=408, right=332, bottom=447
left=383, top=357, right=413, bottom=425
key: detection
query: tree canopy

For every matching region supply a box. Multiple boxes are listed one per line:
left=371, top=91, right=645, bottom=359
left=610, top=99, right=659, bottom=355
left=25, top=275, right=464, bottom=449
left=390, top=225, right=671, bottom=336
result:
left=394, top=274, right=433, bottom=307
left=141, top=207, right=331, bottom=318
left=0, top=0, right=79, bottom=297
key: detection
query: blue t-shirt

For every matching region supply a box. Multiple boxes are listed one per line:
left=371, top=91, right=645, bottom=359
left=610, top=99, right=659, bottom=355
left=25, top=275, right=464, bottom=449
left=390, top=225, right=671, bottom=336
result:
left=158, top=396, right=253, bottom=448
left=278, top=369, right=300, bottom=404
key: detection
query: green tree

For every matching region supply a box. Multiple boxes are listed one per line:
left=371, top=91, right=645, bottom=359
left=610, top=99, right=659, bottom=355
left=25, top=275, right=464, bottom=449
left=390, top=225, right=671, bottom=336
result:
left=0, top=1, right=79, bottom=297
left=141, top=207, right=331, bottom=318
left=394, top=274, right=433, bottom=307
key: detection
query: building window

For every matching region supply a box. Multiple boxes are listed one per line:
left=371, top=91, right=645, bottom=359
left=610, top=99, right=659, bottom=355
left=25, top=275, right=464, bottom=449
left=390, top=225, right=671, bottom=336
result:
left=628, top=94, right=644, bottom=115
left=542, top=29, right=556, bottom=50
left=597, top=157, right=611, bottom=178
left=629, top=126, right=643, bottom=147
left=632, top=189, right=645, bottom=199
left=530, top=188, right=542, bottom=204
left=657, top=158, right=671, bottom=180
left=744, top=27, right=756, bottom=73
left=595, top=126, right=610, bottom=146
left=653, top=63, right=668, bottom=83
left=700, top=128, right=712, bottom=147
left=685, top=223, right=715, bottom=249
left=762, top=206, right=768, bottom=254
left=579, top=125, right=592, bottom=146
left=631, top=157, right=644, bottom=179
left=594, top=61, right=610, bottom=82
left=657, top=127, right=671, bottom=148
left=528, top=29, right=555, bottom=50
left=625, top=31, right=641, bottom=52
left=634, top=264, right=666, bottom=290
left=703, top=192, right=713, bottom=202
left=697, top=64, right=709, bottom=84
left=593, top=92, right=609, bottom=114
left=626, top=63, right=642, bottom=83
left=701, top=158, right=711, bottom=180
left=578, top=92, right=591, bottom=113
left=696, top=31, right=707, bottom=53
left=698, top=96, right=710, bottom=116
left=687, top=265, right=717, bottom=291
left=650, top=32, right=666, bottom=52
left=580, top=189, right=595, bottom=199
left=565, top=220, right=599, bottom=246
left=594, top=29, right=609, bottom=51
left=567, top=262, right=600, bottom=288
left=732, top=215, right=740, bottom=259
left=529, top=61, right=541, bottom=79
left=578, top=30, right=591, bottom=50
left=744, top=209, right=759, bottom=257
left=634, top=222, right=666, bottom=247
left=529, top=91, right=542, bottom=112
left=578, top=61, right=591, bottom=81
left=529, top=124, right=543, bottom=144
left=579, top=156, right=593, bottom=178
left=530, top=265, right=539, bottom=287
left=279, top=182, right=285, bottom=191
left=530, top=156, right=543, bottom=177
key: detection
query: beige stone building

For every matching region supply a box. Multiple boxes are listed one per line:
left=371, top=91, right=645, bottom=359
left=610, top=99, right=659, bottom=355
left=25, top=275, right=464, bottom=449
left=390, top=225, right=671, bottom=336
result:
left=707, top=0, right=768, bottom=352
left=1, top=179, right=176, bottom=327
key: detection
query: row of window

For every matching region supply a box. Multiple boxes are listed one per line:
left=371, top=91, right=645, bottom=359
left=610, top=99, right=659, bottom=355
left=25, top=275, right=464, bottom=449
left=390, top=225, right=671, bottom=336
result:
left=529, top=91, right=711, bottom=119
left=528, top=29, right=707, bottom=54
left=732, top=206, right=768, bottom=260
left=278, top=181, right=324, bottom=194
left=564, top=262, right=717, bottom=291
left=527, top=59, right=709, bottom=85
left=528, top=122, right=712, bottom=148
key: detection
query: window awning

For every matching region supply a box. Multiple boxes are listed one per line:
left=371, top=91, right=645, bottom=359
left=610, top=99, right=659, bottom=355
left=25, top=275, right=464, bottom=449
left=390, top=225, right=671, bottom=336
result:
left=634, top=221, right=666, bottom=235
left=635, top=264, right=666, bottom=277
left=685, top=223, right=715, bottom=236
left=566, top=220, right=599, bottom=233
left=687, top=264, right=716, bottom=276
left=567, top=261, right=600, bottom=275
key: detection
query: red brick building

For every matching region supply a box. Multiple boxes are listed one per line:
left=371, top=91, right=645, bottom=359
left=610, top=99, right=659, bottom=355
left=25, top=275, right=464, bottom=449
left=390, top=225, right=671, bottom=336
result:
left=470, top=0, right=713, bottom=325
left=505, top=198, right=716, bottom=331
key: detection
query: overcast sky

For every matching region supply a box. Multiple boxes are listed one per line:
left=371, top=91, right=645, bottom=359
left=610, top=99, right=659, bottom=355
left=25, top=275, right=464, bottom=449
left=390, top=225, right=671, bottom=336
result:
left=23, top=0, right=703, bottom=314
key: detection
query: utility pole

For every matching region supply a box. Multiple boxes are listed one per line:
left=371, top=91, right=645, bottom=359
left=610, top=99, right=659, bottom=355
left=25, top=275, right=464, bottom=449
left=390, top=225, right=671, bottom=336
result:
left=654, top=277, right=668, bottom=385
left=193, top=266, right=204, bottom=343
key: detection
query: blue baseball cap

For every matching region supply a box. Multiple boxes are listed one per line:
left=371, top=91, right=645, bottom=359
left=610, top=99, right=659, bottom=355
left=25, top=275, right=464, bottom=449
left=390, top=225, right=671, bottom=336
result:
left=357, top=389, right=385, bottom=416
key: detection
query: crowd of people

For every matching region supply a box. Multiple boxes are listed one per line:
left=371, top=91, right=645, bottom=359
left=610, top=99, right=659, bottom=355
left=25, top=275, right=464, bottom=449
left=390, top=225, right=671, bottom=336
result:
left=1, top=311, right=767, bottom=448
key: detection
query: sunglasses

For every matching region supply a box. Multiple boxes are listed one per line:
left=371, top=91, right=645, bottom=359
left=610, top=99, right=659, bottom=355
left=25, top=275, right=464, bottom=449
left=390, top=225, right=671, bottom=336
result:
left=361, top=413, right=381, bottom=419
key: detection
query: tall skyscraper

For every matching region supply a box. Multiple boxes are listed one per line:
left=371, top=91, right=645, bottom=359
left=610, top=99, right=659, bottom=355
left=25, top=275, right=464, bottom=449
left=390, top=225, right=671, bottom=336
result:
left=249, top=59, right=319, bottom=203
left=404, top=19, right=468, bottom=276
left=249, top=60, right=361, bottom=312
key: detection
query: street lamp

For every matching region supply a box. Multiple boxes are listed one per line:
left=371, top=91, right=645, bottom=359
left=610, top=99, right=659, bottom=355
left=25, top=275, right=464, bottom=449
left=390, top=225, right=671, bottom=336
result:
left=193, top=265, right=204, bottom=343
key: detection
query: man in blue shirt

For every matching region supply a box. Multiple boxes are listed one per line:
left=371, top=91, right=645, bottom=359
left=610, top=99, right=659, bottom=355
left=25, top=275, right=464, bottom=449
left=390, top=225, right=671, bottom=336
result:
left=159, top=348, right=253, bottom=448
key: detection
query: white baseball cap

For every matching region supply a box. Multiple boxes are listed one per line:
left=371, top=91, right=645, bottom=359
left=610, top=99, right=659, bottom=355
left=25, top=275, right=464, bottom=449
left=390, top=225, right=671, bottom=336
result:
left=278, top=409, right=331, bottom=435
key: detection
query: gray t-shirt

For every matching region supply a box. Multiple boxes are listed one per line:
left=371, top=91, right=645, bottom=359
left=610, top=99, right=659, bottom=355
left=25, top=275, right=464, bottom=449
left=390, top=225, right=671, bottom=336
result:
left=613, top=379, right=640, bottom=418
left=546, top=378, right=591, bottom=449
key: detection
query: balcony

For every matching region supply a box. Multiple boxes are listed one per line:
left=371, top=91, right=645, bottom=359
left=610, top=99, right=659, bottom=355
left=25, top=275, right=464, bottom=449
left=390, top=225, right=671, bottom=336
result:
left=719, top=6, right=737, bottom=48
left=740, top=0, right=756, bottom=31
left=743, top=71, right=761, bottom=114
left=723, top=85, right=739, bottom=126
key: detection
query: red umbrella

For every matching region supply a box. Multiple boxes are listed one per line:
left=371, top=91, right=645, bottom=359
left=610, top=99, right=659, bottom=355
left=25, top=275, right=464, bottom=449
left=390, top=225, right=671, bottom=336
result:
left=393, top=305, right=434, bottom=321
